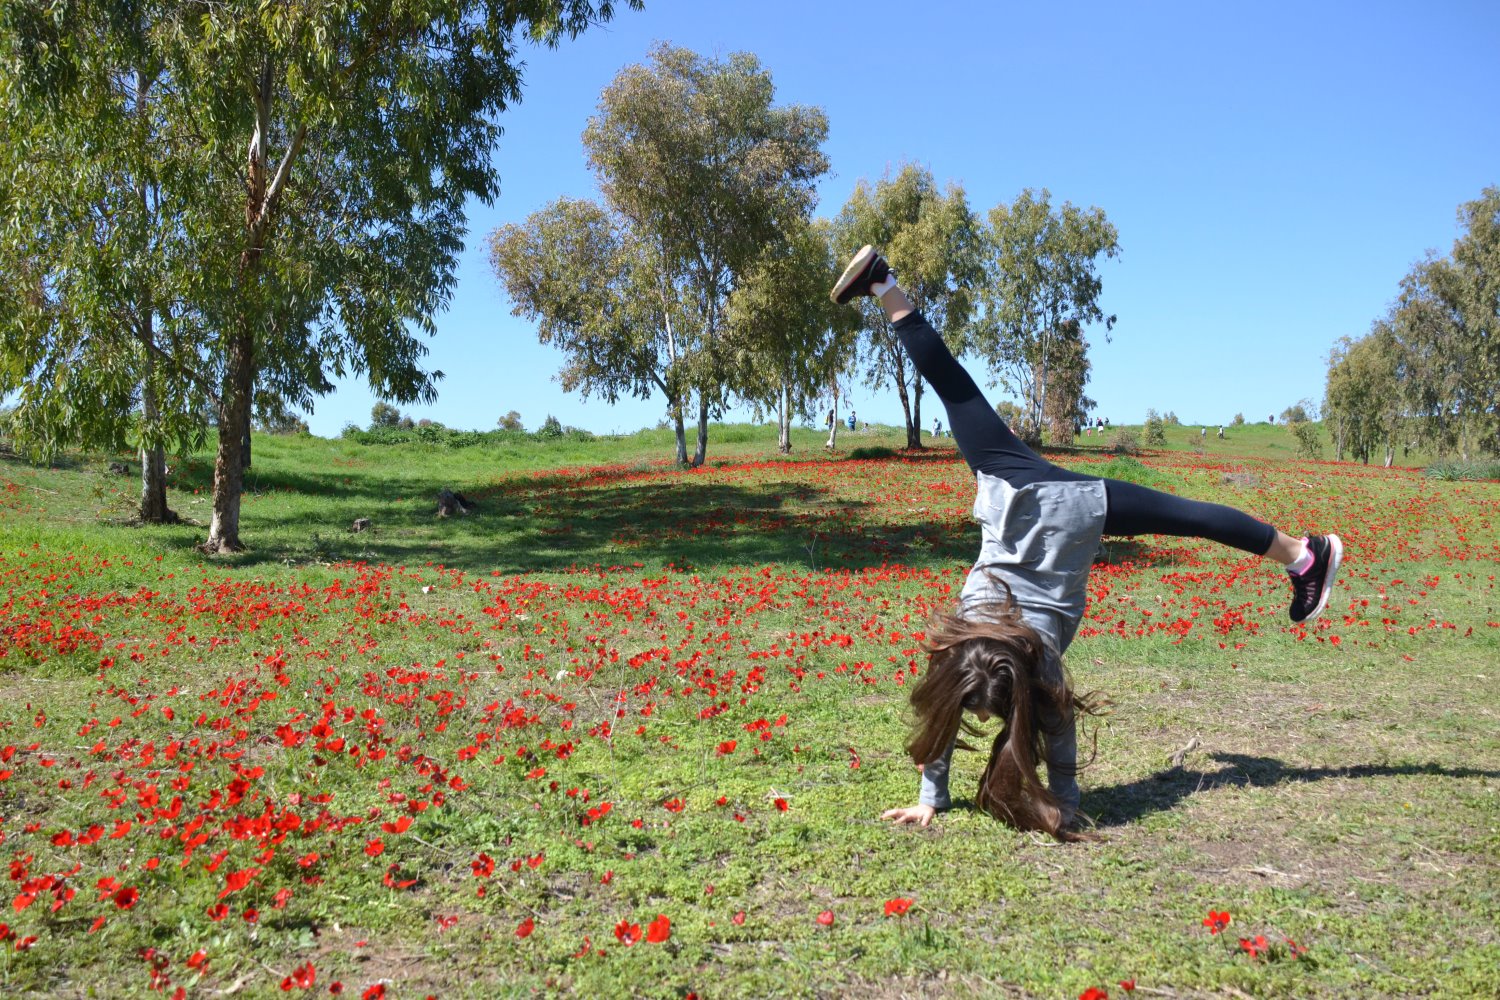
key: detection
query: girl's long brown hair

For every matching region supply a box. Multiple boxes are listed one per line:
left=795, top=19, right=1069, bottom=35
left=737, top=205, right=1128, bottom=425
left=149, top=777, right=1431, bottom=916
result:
left=907, top=594, right=1107, bottom=841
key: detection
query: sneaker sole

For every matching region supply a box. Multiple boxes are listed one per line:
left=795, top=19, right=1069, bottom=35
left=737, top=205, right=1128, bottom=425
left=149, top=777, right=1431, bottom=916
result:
left=830, top=245, right=877, bottom=304
left=1301, top=533, right=1344, bottom=623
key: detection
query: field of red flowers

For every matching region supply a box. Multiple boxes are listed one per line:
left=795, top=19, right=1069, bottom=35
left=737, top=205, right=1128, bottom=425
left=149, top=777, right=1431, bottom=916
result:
left=0, top=438, right=1496, bottom=998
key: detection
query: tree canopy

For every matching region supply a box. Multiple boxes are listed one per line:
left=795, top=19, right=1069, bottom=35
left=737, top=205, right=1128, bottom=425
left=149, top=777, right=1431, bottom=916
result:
left=1329, top=187, right=1500, bottom=463
left=494, top=43, right=830, bottom=465
left=832, top=165, right=982, bottom=449
left=973, top=189, right=1119, bottom=446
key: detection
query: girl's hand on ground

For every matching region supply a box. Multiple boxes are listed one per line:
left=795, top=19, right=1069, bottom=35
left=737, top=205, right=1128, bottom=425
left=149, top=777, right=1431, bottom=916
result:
left=881, top=804, right=936, bottom=827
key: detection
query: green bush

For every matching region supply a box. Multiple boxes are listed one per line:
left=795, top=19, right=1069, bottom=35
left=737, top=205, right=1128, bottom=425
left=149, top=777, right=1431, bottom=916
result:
left=370, top=401, right=403, bottom=428
left=1107, top=427, right=1140, bottom=455
left=1290, top=420, right=1323, bottom=459
left=1143, top=409, right=1168, bottom=447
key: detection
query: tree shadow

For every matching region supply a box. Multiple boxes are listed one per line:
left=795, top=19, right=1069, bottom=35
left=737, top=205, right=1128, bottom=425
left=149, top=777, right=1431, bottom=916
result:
left=1082, top=753, right=1500, bottom=829
left=127, top=451, right=1181, bottom=577
left=218, top=475, right=907, bottom=575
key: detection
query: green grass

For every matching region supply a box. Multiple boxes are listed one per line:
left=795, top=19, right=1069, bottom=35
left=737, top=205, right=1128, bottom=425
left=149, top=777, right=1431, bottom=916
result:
left=0, top=423, right=1495, bottom=998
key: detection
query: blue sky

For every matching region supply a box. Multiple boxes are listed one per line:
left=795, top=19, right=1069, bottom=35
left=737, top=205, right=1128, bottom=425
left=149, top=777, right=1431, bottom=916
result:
left=309, top=0, right=1499, bottom=437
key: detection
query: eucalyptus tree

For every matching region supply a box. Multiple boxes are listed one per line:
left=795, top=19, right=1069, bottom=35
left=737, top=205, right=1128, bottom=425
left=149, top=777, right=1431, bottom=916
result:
left=832, top=165, right=981, bottom=448
left=0, top=1, right=210, bottom=522
left=1324, top=324, right=1401, bottom=465
left=1439, top=187, right=1499, bottom=456
left=1379, top=188, right=1500, bottom=461
left=490, top=197, right=701, bottom=465
left=581, top=43, right=829, bottom=465
left=2, top=0, right=641, bottom=552
left=974, top=189, right=1119, bottom=446
left=725, top=219, right=859, bottom=453
left=1040, top=320, right=1095, bottom=445
left=1391, top=259, right=1476, bottom=460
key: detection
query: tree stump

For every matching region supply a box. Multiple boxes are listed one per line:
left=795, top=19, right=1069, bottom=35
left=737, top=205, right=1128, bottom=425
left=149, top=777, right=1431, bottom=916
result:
left=350, top=517, right=372, bottom=533
left=436, top=489, right=471, bottom=518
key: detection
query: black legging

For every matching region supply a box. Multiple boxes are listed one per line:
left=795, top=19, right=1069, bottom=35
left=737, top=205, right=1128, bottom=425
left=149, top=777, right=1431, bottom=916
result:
left=893, top=312, right=1276, bottom=555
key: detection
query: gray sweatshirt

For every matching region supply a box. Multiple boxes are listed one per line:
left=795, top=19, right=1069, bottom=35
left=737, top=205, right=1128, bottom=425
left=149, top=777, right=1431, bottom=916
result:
left=918, top=473, right=1107, bottom=819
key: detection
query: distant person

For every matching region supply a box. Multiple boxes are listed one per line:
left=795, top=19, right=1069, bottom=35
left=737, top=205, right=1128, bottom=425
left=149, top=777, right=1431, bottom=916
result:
left=848, top=411, right=857, bottom=430
left=1218, top=425, right=1225, bottom=439
left=1201, top=426, right=1207, bottom=440
left=932, top=416, right=943, bottom=438
left=831, top=244, right=1345, bottom=840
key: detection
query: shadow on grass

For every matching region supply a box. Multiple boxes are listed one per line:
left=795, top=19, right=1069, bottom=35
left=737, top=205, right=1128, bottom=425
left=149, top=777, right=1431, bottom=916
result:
left=214, top=476, right=921, bottom=575
left=1084, top=753, right=1500, bottom=829
left=130, top=452, right=1176, bottom=577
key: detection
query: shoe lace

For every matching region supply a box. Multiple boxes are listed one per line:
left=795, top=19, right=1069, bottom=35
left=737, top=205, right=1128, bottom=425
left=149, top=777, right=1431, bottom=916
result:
left=1290, top=561, right=1321, bottom=607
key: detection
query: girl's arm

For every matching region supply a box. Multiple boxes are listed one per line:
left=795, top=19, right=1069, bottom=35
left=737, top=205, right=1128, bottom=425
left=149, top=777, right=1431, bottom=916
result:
left=881, top=739, right=955, bottom=827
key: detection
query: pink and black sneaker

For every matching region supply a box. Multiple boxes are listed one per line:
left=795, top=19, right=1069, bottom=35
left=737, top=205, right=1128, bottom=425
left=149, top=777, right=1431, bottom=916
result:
left=1288, top=534, right=1343, bottom=623
left=830, top=245, right=891, bottom=305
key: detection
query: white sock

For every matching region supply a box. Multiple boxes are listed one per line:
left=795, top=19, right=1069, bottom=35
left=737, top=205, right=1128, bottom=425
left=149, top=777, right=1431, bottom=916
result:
left=1287, top=538, right=1314, bottom=574
left=870, top=274, right=898, bottom=299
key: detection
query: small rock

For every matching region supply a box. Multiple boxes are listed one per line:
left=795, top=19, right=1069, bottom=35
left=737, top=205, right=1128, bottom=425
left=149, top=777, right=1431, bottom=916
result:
left=350, top=517, right=371, bottom=533
left=108, top=461, right=130, bottom=476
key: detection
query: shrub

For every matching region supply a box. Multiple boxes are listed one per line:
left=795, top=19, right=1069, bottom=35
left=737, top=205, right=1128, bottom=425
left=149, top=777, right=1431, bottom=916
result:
left=848, top=445, right=897, bottom=460
left=1143, top=410, right=1168, bottom=447
left=497, top=411, right=524, bottom=432
left=259, top=411, right=310, bottom=435
left=1281, top=400, right=1316, bottom=425
left=370, top=401, right=402, bottom=428
left=1107, top=427, right=1141, bottom=455
left=1162, top=411, right=1181, bottom=426
left=1290, top=420, right=1323, bottom=459
left=536, top=415, right=564, bottom=439
left=1231, top=413, right=1245, bottom=427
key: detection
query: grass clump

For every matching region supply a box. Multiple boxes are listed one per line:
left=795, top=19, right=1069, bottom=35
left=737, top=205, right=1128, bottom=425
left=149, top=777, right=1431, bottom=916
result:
left=1424, top=459, right=1500, bottom=481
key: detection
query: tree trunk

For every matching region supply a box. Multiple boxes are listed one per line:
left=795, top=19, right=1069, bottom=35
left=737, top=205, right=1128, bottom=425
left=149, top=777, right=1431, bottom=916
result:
left=137, top=336, right=174, bottom=524
left=895, top=374, right=915, bottom=449
left=139, top=440, right=173, bottom=523
left=670, top=395, right=688, bottom=466
left=826, top=393, right=839, bottom=452
left=1034, top=329, right=1051, bottom=448
left=692, top=394, right=709, bottom=467
left=910, top=378, right=924, bottom=450
left=205, top=330, right=254, bottom=552
left=242, top=410, right=253, bottom=471
left=778, top=383, right=791, bottom=454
